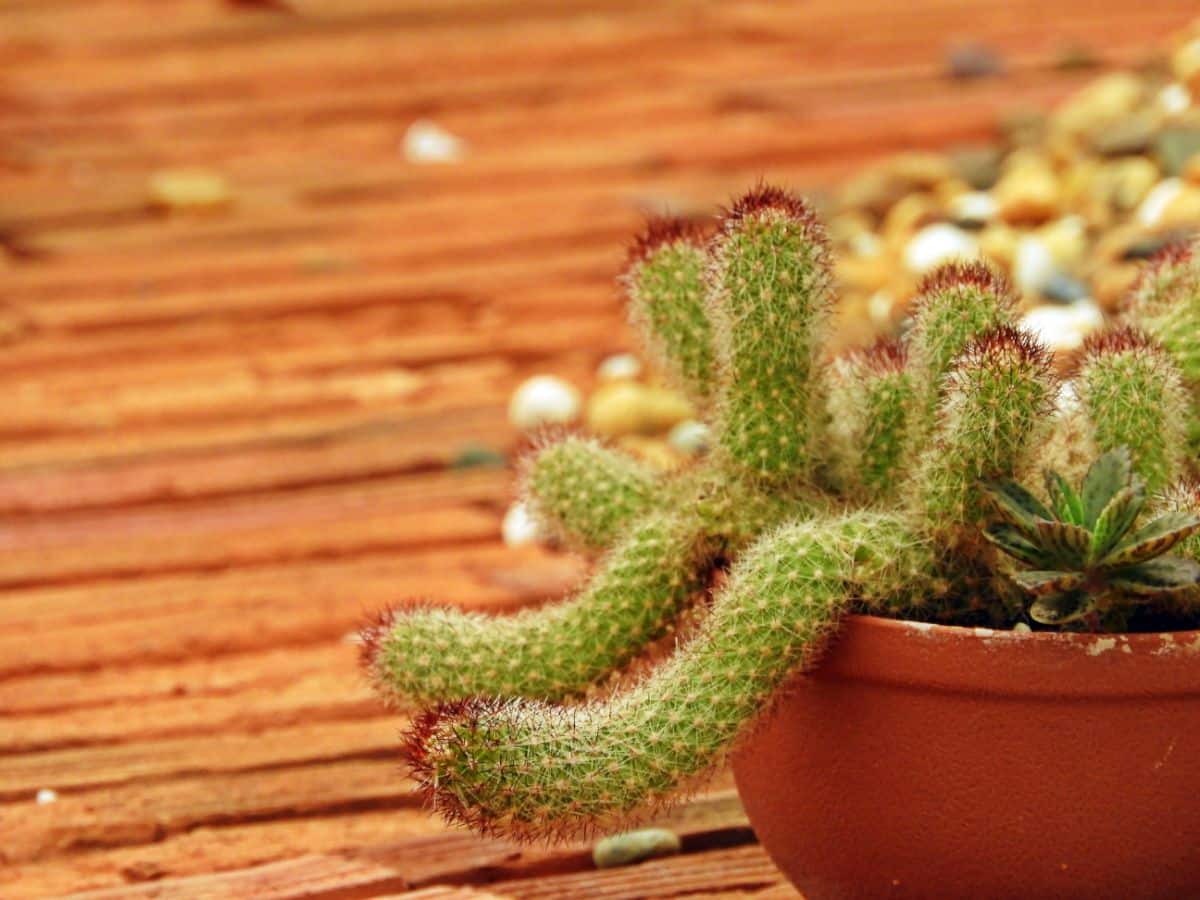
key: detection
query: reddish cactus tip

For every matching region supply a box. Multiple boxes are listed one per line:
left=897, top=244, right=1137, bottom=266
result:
left=915, top=259, right=1013, bottom=301
left=958, top=324, right=1053, bottom=371
left=357, top=606, right=397, bottom=672
left=1079, top=324, right=1158, bottom=359
left=722, top=183, right=822, bottom=230
left=842, top=336, right=908, bottom=375
left=1148, top=238, right=1195, bottom=269
left=626, top=217, right=709, bottom=266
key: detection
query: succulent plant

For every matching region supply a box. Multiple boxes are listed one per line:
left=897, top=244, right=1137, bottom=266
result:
left=983, top=447, right=1200, bottom=627
left=360, top=186, right=1200, bottom=843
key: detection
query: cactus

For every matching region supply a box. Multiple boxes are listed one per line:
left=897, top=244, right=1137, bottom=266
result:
left=363, top=185, right=1200, bottom=843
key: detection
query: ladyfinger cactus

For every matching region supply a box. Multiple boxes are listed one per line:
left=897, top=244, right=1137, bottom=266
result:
left=708, top=187, right=834, bottom=484
left=624, top=220, right=716, bottom=407
left=1071, top=327, right=1190, bottom=492
left=364, top=512, right=714, bottom=706
left=365, top=183, right=1200, bottom=845
left=405, top=512, right=930, bottom=841
left=522, top=435, right=660, bottom=552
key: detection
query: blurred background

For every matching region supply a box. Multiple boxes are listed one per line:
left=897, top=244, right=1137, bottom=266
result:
left=2, top=2, right=1199, bottom=897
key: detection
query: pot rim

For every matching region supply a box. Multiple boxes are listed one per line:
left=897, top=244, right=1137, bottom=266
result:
left=811, top=614, right=1200, bottom=698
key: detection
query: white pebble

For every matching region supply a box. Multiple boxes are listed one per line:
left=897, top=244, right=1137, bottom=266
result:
left=903, top=224, right=979, bottom=274
left=1158, top=82, right=1192, bottom=116
left=1019, top=302, right=1103, bottom=352
left=1137, top=178, right=1183, bottom=227
left=1013, top=236, right=1059, bottom=296
left=950, top=191, right=997, bottom=226
left=403, top=119, right=467, bottom=164
left=1012, top=622, right=1032, bottom=634
left=36, top=789, right=57, bottom=805
left=502, top=502, right=542, bottom=547
left=597, top=353, right=642, bottom=381
left=508, top=375, right=581, bottom=431
left=667, top=419, right=711, bottom=456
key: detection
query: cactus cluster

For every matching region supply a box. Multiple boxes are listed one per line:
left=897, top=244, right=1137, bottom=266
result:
left=362, top=185, right=1200, bottom=843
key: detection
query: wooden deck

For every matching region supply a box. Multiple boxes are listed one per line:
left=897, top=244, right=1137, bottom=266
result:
left=0, top=2, right=1196, bottom=897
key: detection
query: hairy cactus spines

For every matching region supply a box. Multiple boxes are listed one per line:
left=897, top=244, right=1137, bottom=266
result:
left=624, top=219, right=716, bottom=407
left=1071, top=327, right=1190, bottom=493
left=707, top=186, right=834, bottom=484
left=915, top=326, right=1056, bottom=537
left=403, top=512, right=930, bottom=841
left=827, top=338, right=915, bottom=500
left=905, top=261, right=1016, bottom=437
left=363, top=512, right=715, bottom=706
left=522, top=434, right=659, bottom=553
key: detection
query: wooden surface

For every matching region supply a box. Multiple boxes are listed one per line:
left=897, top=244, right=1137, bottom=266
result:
left=0, top=2, right=1196, bottom=897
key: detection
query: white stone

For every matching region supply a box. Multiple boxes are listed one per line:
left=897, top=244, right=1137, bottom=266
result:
left=950, top=191, right=997, bottom=225
left=1012, top=622, right=1032, bottom=634
left=36, top=788, right=58, bottom=805
left=508, top=375, right=581, bottom=431
left=667, top=419, right=711, bottom=455
left=903, top=224, right=979, bottom=274
left=403, top=119, right=467, bottom=164
left=1019, top=302, right=1103, bottom=352
left=597, top=353, right=642, bottom=381
left=1137, top=178, right=1184, bottom=227
left=1013, top=235, right=1059, bottom=296
left=1158, top=82, right=1192, bottom=116
left=501, top=502, right=542, bottom=547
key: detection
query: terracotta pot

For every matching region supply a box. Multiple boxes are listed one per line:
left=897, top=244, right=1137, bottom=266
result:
left=731, top=614, right=1200, bottom=900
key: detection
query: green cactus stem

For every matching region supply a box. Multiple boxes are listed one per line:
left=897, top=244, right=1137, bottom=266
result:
left=914, top=326, right=1056, bottom=538
left=905, top=261, right=1016, bottom=441
left=827, top=338, right=915, bottom=501
left=707, top=187, right=834, bottom=484
left=623, top=219, right=716, bottom=408
left=522, top=435, right=660, bottom=553
left=403, top=511, right=930, bottom=841
left=363, top=512, right=715, bottom=706
left=1071, top=327, right=1189, bottom=493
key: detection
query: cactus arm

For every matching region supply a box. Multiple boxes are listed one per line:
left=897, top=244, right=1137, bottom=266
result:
left=403, top=512, right=930, bottom=841
left=522, top=435, right=661, bottom=553
left=623, top=219, right=716, bottom=408
left=363, top=512, right=715, bottom=706
left=827, top=339, right=915, bottom=501
left=904, top=262, right=1016, bottom=443
left=913, top=326, right=1056, bottom=537
left=706, top=187, right=835, bottom=485
left=1073, top=327, right=1190, bottom=493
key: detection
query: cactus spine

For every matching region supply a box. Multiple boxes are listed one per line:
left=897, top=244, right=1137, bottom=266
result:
left=364, top=185, right=1200, bottom=844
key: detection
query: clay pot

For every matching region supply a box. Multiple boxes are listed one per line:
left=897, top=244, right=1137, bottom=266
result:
left=732, top=615, right=1200, bottom=900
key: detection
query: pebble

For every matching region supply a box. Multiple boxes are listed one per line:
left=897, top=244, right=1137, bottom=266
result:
left=1089, top=112, right=1158, bottom=157
left=667, top=419, right=712, bottom=456
left=950, top=145, right=1003, bottom=190
left=36, top=789, right=57, bottom=805
left=501, top=502, right=541, bottom=547
left=587, top=382, right=692, bottom=437
left=1019, top=301, right=1104, bottom=352
left=999, top=108, right=1047, bottom=148
left=1013, top=236, right=1060, bottom=296
left=1157, top=83, right=1192, bottom=117
left=903, top=223, right=979, bottom=274
left=946, top=41, right=1005, bottom=80
left=1041, top=272, right=1091, bottom=304
left=1038, top=215, right=1087, bottom=269
left=1012, top=621, right=1033, bottom=634
left=403, top=119, right=467, bottom=164
left=1155, top=127, right=1200, bottom=177
left=508, top=375, right=581, bottom=431
left=592, top=828, right=682, bottom=868
left=1053, top=72, right=1143, bottom=138
left=147, top=169, right=231, bottom=211
left=1104, top=157, right=1160, bottom=212
left=994, top=160, right=1060, bottom=224
left=1136, top=178, right=1183, bottom=227
left=1172, top=35, right=1200, bottom=91
left=949, top=191, right=997, bottom=228
left=596, top=353, right=643, bottom=381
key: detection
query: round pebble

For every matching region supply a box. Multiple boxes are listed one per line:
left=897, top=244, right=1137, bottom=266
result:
left=593, top=828, right=682, bottom=869
left=1012, top=622, right=1033, bottom=634
left=949, top=191, right=997, bottom=228
left=1158, top=83, right=1192, bottom=117
left=903, top=223, right=979, bottom=274
left=403, top=119, right=467, bottom=164
left=1013, top=236, right=1060, bottom=296
left=501, top=502, right=541, bottom=547
left=1136, top=178, right=1183, bottom=227
left=36, top=789, right=58, bottom=805
left=1019, top=302, right=1104, bottom=352
left=667, top=419, right=712, bottom=456
left=597, top=353, right=643, bottom=381
left=508, top=375, right=581, bottom=432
